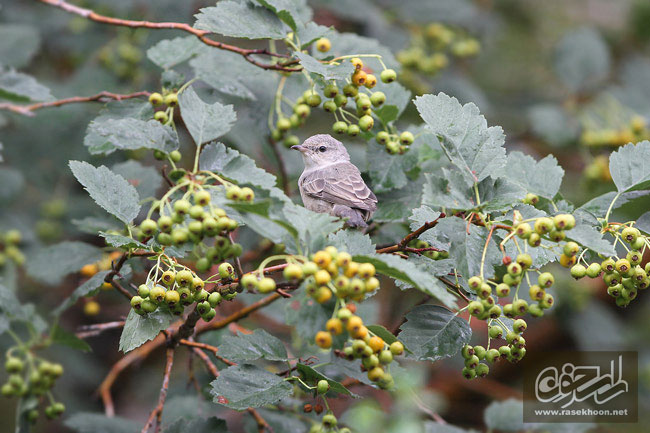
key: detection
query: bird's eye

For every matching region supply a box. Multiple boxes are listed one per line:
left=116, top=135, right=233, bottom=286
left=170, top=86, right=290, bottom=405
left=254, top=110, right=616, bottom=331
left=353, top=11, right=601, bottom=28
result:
left=318, top=146, right=327, bottom=152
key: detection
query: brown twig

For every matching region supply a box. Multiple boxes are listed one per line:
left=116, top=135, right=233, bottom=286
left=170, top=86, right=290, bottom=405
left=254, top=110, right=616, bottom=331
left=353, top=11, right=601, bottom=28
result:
left=248, top=408, right=273, bottom=433
left=193, top=347, right=219, bottom=377
left=141, top=347, right=174, bottom=433
left=206, top=292, right=282, bottom=331
left=179, top=339, right=237, bottom=366
left=0, top=90, right=150, bottom=116
left=37, top=0, right=301, bottom=72
left=161, top=165, right=175, bottom=188
left=376, top=213, right=446, bottom=254
left=268, top=138, right=290, bottom=195
left=75, top=320, right=125, bottom=339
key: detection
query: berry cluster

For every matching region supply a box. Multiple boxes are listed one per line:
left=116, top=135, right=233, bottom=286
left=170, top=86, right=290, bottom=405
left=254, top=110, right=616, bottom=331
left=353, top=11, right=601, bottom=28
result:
left=149, top=91, right=178, bottom=125
left=272, top=53, right=411, bottom=154
left=406, top=239, right=449, bottom=260
left=97, top=30, right=144, bottom=80
left=397, top=22, right=480, bottom=92
left=571, top=224, right=649, bottom=307
left=302, top=378, right=351, bottom=433
left=0, top=229, right=24, bottom=267
left=580, top=115, right=647, bottom=147
left=130, top=262, right=236, bottom=320
left=2, top=354, right=65, bottom=422
left=583, top=155, right=612, bottom=183
left=36, top=198, right=66, bottom=243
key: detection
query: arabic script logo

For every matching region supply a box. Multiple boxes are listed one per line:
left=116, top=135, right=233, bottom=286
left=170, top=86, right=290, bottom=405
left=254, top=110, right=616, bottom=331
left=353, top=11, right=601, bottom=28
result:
left=534, top=355, right=629, bottom=408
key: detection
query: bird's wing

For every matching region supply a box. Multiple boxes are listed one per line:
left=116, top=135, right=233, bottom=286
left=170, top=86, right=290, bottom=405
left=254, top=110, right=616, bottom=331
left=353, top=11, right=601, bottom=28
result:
left=300, top=162, right=377, bottom=212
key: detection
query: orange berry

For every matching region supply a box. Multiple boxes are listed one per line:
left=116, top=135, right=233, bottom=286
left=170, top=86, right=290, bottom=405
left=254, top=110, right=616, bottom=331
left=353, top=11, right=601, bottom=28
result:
left=346, top=315, right=363, bottom=334
left=315, top=331, right=332, bottom=349
left=80, top=263, right=98, bottom=277
left=351, top=57, right=363, bottom=70
left=352, top=70, right=367, bottom=86
left=365, top=74, right=377, bottom=88
left=368, top=336, right=384, bottom=352
left=326, top=318, right=343, bottom=335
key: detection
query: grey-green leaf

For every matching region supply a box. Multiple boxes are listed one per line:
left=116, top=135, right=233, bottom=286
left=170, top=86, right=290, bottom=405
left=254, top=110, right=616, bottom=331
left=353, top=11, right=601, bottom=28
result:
left=0, top=25, right=40, bottom=68
left=295, top=52, right=355, bottom=81
left=0, top=69, right=52, bottom=102
left=194, top=1, right=287, bottom=40
left=179, top=87, right=237, bottom=145
left=84, top=117, right=179, bottom=155
left=504, top=152, right=564, bottom=199
left=295, top=363, right=357, bottom=397
left=210, top=364, right=293, bottom=410
left=69, top=160, right=141, bottom=224
left=327, top=230, right=375, bottom=255
left=119, top=309, right=175, bottom=353
left=112, top=160, right=163, bottom=200
left=53, top=270, right=110, bottom=315
left=65, top=412, right=141, bottom=433
left=414, top=93, right=506, bottom=186
left=146, top=36, right=202, bottom=69
left=608, top=140, right=650, bottom=192
left=554, top=27, right=610, bottom=93
left=26, top=241, right=103, bottom=285
left=398, top=305, right=471, bottom=362
left=217, top=329, right=288, bottom=362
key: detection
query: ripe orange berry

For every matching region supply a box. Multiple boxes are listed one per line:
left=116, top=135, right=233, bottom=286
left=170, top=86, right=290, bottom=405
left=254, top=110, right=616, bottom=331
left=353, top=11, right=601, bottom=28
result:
left=315, top=331, right=332, bottom=349
left=351, top=57, right=363, bottom=70
left=352, top=70, right=367, bottom=86
left=346, top=315, right=363, bottom=334
left=364, top=74, right=377, bottom=88
left=326, top=318, right=343, bottom=335
left=559, top=253, right=577, bottom=268
left=353, top=326, right=368, bottom=339
left=368, top=336, right=384, bottom=352
left=80, top=263, right=98, bottom=277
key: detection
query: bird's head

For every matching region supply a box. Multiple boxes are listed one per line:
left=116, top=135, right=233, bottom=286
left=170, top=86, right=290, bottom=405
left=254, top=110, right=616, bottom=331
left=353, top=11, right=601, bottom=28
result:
left=291, top=134, right=351, bottom=169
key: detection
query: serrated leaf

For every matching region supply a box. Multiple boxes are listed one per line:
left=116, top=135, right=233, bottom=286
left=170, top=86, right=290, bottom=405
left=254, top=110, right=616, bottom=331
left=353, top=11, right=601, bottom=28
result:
left=256, top=0, right=308, bottom=31
left=373, top=105, right=399, bottom=124
left=578, top=190, right=650, bottom=217
left=0, top=25, right=40, bottom=68
left=147, top=36, right=202, bottom=69
left=99, top=232, right=147, bottom=249
left=210, top=364, right=293, bottom=410
left=554, top=27, right=610, bottom=93
left=65, top=412, right=141, bottom=433
left=165, top=417, right=228, bottom=433
left=84, top=118, right=179, bottom=155
left=609, top=140, right=650, bottom=192
left=50, top=324, right=91, bottom=352
left=112, top=160, right=163, bottom=200
left=366, top=143, right=419, bottom=193
left=285, top=286, right=330, bottom=339
left=566, top=224, right=615, bottom=257
left=0, top=69, right=52, bottom=102
left=283, top=203, right=343, bottom=251
left=353, top=254, right=457, bottom=308
left=296, top=363, right=357, bottom=397
left=398, top=305, right=471, bottom=362
left=179, top=87, right=237, bottom=145
left=0, top=283, right=22, bottom=322
left=415, top=93, right=506, bottom=186
left=53, top=270, right=110, bottom=315
left=26, top=241, right=102, bottom=285
left=217, top=329, right=288, bottom=362
left=409, top=206, right=442, bottom=232
left=70, top=160, right=140, bottom=224
left=297, top=22, right=330, bottom=47
left=295, top=52, right=355, bottom=80
left=194, top=1, right=286, bottom=40
left=327, top=230, right=375, bottom=255
left=119, top=309, right=174, bottom=353
left=504, top=152, right=564, bottom=199
left=72, top=216, right=122, bottom=235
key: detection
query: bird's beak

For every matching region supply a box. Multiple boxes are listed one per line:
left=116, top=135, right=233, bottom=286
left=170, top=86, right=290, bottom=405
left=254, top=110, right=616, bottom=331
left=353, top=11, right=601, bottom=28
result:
left=291, top=145, right=306, bottom=152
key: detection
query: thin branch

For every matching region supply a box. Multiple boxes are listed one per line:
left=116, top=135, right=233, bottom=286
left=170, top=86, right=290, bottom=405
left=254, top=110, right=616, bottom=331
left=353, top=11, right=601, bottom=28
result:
left=206, top=292, right=282, bottom=331
left=179, top=339, right=236, bottom=366
left=376, top=213, right=446, bottom=254
left=193, top=347, right=219, bottom=377
left=75, top=320, right=125, bottom=339
left=141, top=347, right=174, bottom=433
left=248, top=408, right=274, bottom=433
left=0, top=91, right=150, bottom=117
left=37, top=0, right=301, bottom=72
left=268, top=138, right=290, bottom=195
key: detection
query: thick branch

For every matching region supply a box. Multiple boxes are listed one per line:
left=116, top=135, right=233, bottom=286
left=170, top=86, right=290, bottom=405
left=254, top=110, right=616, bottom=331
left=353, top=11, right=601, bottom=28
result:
left=37, top=0, right=301, bottom=72
left=0, top=91, right=150, bottom=117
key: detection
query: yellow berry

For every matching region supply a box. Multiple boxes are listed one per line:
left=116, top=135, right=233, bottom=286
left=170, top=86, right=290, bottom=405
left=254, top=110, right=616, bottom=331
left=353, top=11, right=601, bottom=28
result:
left=83, top=301, right=100, bottom=316
left=315, top=331, right=332, bottom=349
left=316, top=38, right=331, bottom=53
left=326, top=318, right=343, bottom=335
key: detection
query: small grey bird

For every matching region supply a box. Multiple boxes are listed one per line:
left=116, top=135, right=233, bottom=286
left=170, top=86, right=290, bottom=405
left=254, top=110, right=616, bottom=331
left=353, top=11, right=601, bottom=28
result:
left=292, top=134, right=377, bottom=228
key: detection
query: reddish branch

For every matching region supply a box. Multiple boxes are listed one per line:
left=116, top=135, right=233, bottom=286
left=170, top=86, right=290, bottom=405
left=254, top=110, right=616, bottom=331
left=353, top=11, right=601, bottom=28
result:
left=192, top=347, right=219, bottom=377
left=179, top=339, right=236, bottom=366
left=248, top=408, right=273, bottom=433
left=36, top=0, right=301, bottom=72
left=376, top=213, right=446, bottom=254
left=141, top=347, right=174, bottom=433
left=0, top=91, right=150, bottom=117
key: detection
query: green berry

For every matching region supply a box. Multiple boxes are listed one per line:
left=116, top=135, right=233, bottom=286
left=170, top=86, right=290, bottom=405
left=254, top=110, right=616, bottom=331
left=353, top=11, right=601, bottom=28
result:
left=528, top=233, right=542, bottom=247
left=317, top=379, right=330, bottom=394
left=173, top=199, right=191, bottom=215
left=516, top=253, right=533, bottom=269
left=294, top=104, right=311, bottom=118
left=602, top=258, right=616, bottom=274
left=258, top=277, right=276, bottom=293
left=534, top=217, right=553, bottom=234
left=553, top=214, right=575, bottom=230
left=332, top=121, right=348, bottom=134
left=140, top=219, right=158, bottom=237
left=524, top=193, right=539, bottom=206
left=138, top=284, right=150, bottom=298
left=399, top=131, right=414, bottom=145
left=202, top=308, right=216, bottom=321
left=322, top=414, right=337, bottom=428
left=149, top=286, right=166, bottom=303
left=390, top=341, right=404, bottom=356
left=176, top=270, right=193, bottom=286
left=380, top=69, right=397, bottom=83
left=476, top=363, right=489, bottom=377
left=370, top=91, right=386, bottom=107
left=165, top=290, right=180, bottom=306
left=334, top=94, right=348, bottom=107
left=379, top=350, right=393, bottom=364
left=208, top=292, right=222, bottom=307
left=538, top=272, right=554, bottom=288
left=323, top=84, right=338, bottom=98
left=358, top=115, right=374, bottom=131
left=570, top=264, right=587, bottom=279
left=306, top=93, right=321, bottom=107
left=343, top=84, right=358, bottom=97
left=142, top=300, right=157, bottom=313
left=485, top=348, right=500, bottom=363
left=616, top=258, right=632, bottom=275
left=473, top=345, right=487, bottom=360
left=323, top=100, right=337, bottom=113
left=149, top=92, right=163, bottom=105
left=169, top=150, right=182, bottom=163
left=489, top=325, right=503, bottom=339
left=5, top=357, right=23, bottom=374
left=194, top=190, right=211, bottom=206
left=468, top=301, right=484, bottom=316
left=513, top=318, right=527, bottom=333
left=130, top=295, right=144, bottom=310
left=157, top=216, right=173, bottom=233
left=462, top=367, right=476, bottom=380
left=495, top=283, right=510, bottom=297
left=465, top=355, right=480, bottom=369
left=376, top=131, right=390, bottom=144
left=515, top=223, right=532, bottom=238
left=347, top=124, right=360, bottom=136
left=154, top=111, right=168, bottom=123
left=621, top=227, right=640, bottom=243
left=218, top=262, right=234, bottom=279
left=563, top=241, right=580, bottom=256
left=277, top=117, right=291, bottom=131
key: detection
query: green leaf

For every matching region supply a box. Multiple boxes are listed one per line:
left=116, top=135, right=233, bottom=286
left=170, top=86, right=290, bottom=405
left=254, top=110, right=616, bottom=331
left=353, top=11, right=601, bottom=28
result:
left=285, top=286, right=330, bottom=339
left=53, top=270, right=110, bottom=315
left=165, top=417, right=228, bottom=433
left=566, top=224, right=615, bottom=257
left=414, top=93, right=506, bottom=186
left=111, top=160, right=163, bottom=200
left=295, top=363, right=357, bottom=397
left=327, top=230, right=375, bottom=255
left=70, top=160, right=141, bottom=225
left=483, top=399, right=524, bottom=431
left=194, top=1, right=287, bottom=40
left=99, top=232, right=147, bottom=249
left=398, top=305, right=471, bottom=362
left=199, top=142, right=280, bottom=191
left=0, top=24, right=40, bottom=68
left=217, top=329, right=288, bottom=362
left=366, top=324, right=400, bottom=347
left=283, top=203, right=343, bottom=251
left=256, top=0, right=308, bottom=31
left=119, top=309, right=174, bottom=353
left=432, top=217, right=501, bottom=279
left=504, top=152, right=564, bottom=199
left=65, top=412, right=141, bottom=433
left=0, top=166, right=24, bottom=200
left=527, top=104, right=578, bottom=147
left=243, top=409, right=308, bottom=433
left=84, top=117, right=179, bottom=155
left=210, top=364, right=293, bottom=410
left=609, top=140, right=650, bottom=192
left=0, top=69, right=52, bottom=102
left=26, top=241, right=102, bottom=285
left=0, top=283, right=22, bottom=323
left=373, top=178, right=424, bottom=222
left=297, top=22, right=331, bottom=47
left=50, top=324, right=92, bottom=352
left=366, top=143, right=419, bottom=193
left=409, top=206, right=441, bottom=232
left=73, top=216, right=122, bottom=235
left=179, top=87, right=237, bottom=145
left=373, top=105, right=399, bottom=124
left=295, top=52, right=355, bottom=81
left=578, top=190, right=650, bottom=217
left=146, top=36, right=202, bottom=69
left=554, top=27, right=610, bottom=93
left=353, top=254, right=457, bottom=308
